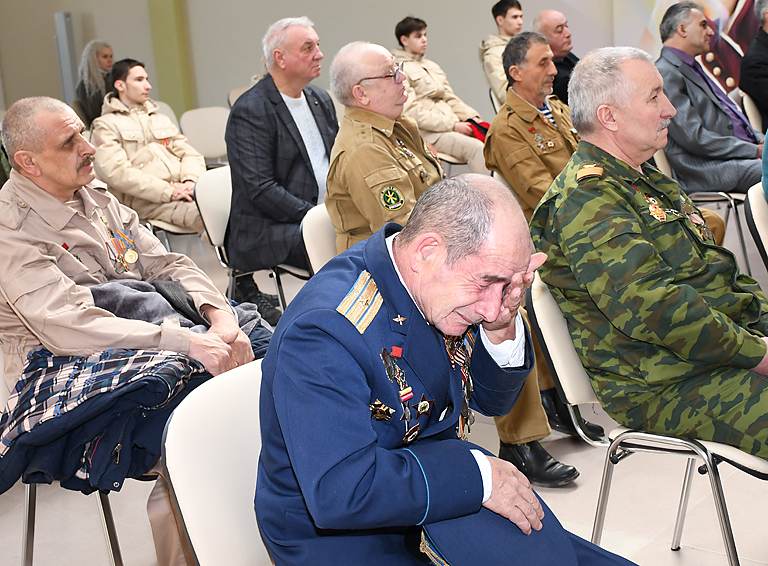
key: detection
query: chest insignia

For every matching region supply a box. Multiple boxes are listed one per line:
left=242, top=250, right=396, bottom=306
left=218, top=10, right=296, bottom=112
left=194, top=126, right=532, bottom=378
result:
left=370, top=399, right=396, bottom=421
left=644, top=194, right=667, bottom=222
left=380, top=186, right=405, bottom=211
left=576, top=164, right=604, bottom=181
left=393, top=315, right=406, bottom=325
left=412, top=394, right=434, bottom=417
left=336, top=271, right=383, bottom=334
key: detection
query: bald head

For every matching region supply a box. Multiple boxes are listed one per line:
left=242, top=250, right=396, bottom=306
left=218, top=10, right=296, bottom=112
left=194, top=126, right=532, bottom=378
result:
left=2, top=97, right=71, bottom=170
left=398, top=173, right=528, bottom=266
left=533, top=10, right=572, bottom=59
left=330, top=41, right=407, bottom=120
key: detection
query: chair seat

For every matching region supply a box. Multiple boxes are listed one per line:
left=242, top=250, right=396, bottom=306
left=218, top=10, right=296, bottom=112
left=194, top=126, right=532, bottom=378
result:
left=436, top=152, right=466, bottom=165
left=687, top=192, right=746, bottom=204
left=275, top=264, right=311, bottom=279
left=608, top=426, right=768, bottom=478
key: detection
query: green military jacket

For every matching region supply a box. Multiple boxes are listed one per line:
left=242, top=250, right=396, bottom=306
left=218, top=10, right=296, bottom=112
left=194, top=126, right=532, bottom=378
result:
left=530, top=141, right=768, bottom=427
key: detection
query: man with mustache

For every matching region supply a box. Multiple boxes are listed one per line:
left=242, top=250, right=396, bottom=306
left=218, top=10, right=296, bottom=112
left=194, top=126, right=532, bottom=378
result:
left=531, top=46, right=768, bottom=461
left=0, top=96, right=260, bottom=566
left=656, top=1, right=763, bottom=193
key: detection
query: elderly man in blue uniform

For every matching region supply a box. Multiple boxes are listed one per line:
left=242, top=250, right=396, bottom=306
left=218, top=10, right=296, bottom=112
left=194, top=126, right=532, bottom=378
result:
left=257, top=174, right=637, bottom=565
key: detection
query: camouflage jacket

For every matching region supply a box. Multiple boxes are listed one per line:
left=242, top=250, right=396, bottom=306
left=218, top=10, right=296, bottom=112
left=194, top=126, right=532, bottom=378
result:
left=530, top=141, right=768, bottom=423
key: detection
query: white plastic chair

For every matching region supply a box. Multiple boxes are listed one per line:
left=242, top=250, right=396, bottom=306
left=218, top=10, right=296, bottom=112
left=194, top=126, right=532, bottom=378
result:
left=526, top=273, right=768, bottom=566
left=301, top=204, right=337, bottom=273
left=744, top=183, right=768, bottom=270
left=437, top=152, right=466, bottom=177
left=194, top=166, right=309, bottom=307
left=155, top=101, right=180, bottom=130
left=162, top=360, right=273, bottom=566
left=741, top=91, right=763, bottom=134
left=179, top=107, right=230, bottom=167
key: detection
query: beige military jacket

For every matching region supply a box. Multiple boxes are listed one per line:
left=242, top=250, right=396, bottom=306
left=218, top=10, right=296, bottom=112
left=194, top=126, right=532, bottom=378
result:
left=479, top=34, right=512, bottom=106
left=392, top=50, right=479, bottom=134
left=484, top=89, right=579, bottom=220
left=326, top=107, right=443, bottom=253
left=91, top=95, right=205, bottom=216
left=0, top=172, right=232, bottom=390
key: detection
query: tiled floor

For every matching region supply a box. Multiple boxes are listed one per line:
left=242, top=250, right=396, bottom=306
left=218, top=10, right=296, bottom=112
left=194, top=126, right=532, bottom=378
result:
left=1, top=201, right=767, bottom=566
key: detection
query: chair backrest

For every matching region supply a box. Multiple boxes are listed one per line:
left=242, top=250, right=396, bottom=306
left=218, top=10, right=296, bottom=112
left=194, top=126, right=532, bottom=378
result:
left=326, top=89, right=345, bottom=127
left=194, top=165, right=232, bottom=251
left=745, top=183, right=768, bottom=271
left=179, top=106, right=230, bottom=161
left=162, top=359, right=272, bottom=566
left=228, top=86, right=250, bottom=108
left=742, top=91, right=763, bottom=133
left=155, top=100, right=180, bottom=130
left=526, top=273, right=600, bottom=406
left=301, top=204, right=337, bottom=273
left=653, top=148, right=673, bottom=177
left=489, top=88, right=502, bottom=114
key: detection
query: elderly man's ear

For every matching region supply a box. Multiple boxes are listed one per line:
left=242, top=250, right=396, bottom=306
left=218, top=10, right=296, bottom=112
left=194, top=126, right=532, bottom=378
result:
left=13, top=152, right=41, bottom=177
left=596, top=104, right=619, bottom=132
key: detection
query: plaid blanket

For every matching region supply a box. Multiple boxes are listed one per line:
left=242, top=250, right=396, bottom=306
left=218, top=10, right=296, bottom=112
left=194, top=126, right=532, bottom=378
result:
left=0, top=347, right=205, bottom=457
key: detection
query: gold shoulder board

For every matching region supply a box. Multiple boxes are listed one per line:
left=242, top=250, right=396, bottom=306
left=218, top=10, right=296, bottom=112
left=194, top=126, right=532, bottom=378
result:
left=576, top=165, right=604, bottom=181
left=337, top=270, right=383, bottom=334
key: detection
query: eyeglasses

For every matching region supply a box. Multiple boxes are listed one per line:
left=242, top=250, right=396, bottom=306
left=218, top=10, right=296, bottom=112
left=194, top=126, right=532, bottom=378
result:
left=358, top=62, right=406, bottom=85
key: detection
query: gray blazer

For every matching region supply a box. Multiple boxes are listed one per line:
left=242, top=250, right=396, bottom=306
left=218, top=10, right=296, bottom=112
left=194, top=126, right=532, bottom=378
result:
left=225, top=74, right=338, bottom=272
left=655, top=48, right=762, bottom=193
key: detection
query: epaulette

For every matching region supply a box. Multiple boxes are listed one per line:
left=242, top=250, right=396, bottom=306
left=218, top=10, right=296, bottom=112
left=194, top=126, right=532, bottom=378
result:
left=354, top=121, right=375, bottom=145
left=337, top=270, right=383, bottom=334
left=576, top=164, right=604, bottom=182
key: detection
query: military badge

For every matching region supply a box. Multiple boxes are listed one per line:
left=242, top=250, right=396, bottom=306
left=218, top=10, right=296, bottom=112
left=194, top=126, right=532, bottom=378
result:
left=412, top=394, right=434, bottom=417
left=380, top=186, right=404, bottom=210
left=644, top=194, right=667, bottom=222
left=370, top=399, right=396, bottom=421
left=576, top=164, right=604, bottom=181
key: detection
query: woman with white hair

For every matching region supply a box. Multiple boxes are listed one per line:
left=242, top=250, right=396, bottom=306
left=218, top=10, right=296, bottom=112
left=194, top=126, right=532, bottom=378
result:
left=75, top=39, right=113, bottom=127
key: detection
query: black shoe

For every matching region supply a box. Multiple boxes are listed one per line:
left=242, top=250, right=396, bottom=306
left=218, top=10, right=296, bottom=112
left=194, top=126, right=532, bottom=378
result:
left=233, top=276, right=279, bottom=307
left=498, top=440, right=580, bottom=488
left=540, top=388, right=604, bottom=438
left=253, top=290, right=282, bottom=327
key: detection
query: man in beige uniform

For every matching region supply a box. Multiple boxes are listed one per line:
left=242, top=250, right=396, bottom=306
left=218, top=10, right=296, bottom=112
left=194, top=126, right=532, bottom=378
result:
left=480, top=0, right=524, bottom=108
left=0, top=97, right=253, bottom=566
left=326, top=42, right=443, bottom=253
left=393, top=17, right=490, bottom=175
left=92, top=59, right=205, bottom=232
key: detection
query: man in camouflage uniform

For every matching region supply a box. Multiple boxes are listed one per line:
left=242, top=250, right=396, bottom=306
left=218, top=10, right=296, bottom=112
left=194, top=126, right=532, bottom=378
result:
left=326, top=42, right=443, bottom=253
left=530, top=46, right=768, bottom=459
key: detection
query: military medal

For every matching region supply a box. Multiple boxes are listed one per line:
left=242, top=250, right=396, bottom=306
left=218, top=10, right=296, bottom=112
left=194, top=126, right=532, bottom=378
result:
left=124, top=249, right=139, bottom=264
left=444, top=333, right=475, bottom=441
left=419, top=168, right=428, bottom=183
left=394, top=139, right=416, bottom=159
left=100, top=216, right=136, bottom=273
left=412, top=394, right=433, bottom=417
left=644, top=194, right=667, bottom=222
left=404, top=424, right=420, bottom=444
left=370, top=399, right=396, bottom=421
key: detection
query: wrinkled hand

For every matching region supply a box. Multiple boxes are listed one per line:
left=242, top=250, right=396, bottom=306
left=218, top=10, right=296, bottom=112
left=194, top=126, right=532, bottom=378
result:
left=483, top=455, right=544, bottom=534
left=453, top=121, right=474, bottom=136
left=170, top=181, right=195, bottom=202
left=482, top=252, right=547, bottom=344
left=188, top=306, right=254, bottom=375
left=751, top=336, right=768, bottom=377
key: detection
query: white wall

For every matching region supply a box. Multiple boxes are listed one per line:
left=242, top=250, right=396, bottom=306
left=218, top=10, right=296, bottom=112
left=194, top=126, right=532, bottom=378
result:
left=0, top=0, right=158, bottom=106
left=186, top=0, right=614, bottom=118
left=0, top=0, right=614, bottom=116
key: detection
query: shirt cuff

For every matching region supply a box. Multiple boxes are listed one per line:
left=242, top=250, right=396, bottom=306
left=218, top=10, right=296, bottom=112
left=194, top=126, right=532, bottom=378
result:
left=470, top=449, right=492, bottom=503
left=479, top=315, right=526, bottom=368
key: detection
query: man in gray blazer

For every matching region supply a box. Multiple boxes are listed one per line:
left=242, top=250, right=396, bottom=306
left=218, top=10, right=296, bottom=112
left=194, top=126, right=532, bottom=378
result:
left=655, top=2, right=763, bottom=194
left=225, top=17, right=338, bottom=323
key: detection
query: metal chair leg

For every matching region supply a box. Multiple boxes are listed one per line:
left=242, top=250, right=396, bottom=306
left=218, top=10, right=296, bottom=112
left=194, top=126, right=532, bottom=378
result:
left=22, top=484, right=36, bottom=566
left=671, top=457, right=696, bottom=550
left=700, top=456, right=740, bottom=566
left=96, top=491, right=124, bottom=566
left=730, top=201, right=752, bottom=276
left=270, top=269, right=288, bottom=310
left=591, top=443, right=618, bottom=545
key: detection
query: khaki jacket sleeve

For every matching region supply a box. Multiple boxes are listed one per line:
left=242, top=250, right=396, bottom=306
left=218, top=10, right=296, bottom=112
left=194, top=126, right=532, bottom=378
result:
left=91, top=119, right=174, bottom=204
left=484, top=128, right=556, bottom=214
left=441, top=79, right=479, bottom=122
left=334, top=145, right=419, bottom=232
left=167, top=133, right=206, bottom=183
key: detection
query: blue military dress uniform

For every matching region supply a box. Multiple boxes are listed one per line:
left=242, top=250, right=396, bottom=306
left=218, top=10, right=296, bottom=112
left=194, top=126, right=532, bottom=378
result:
left=256, top=224, right=636, bottom=566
